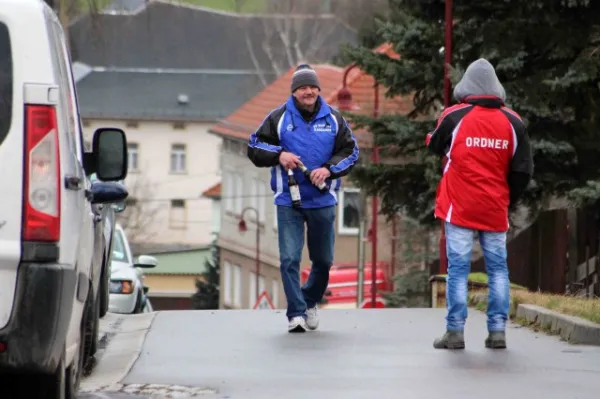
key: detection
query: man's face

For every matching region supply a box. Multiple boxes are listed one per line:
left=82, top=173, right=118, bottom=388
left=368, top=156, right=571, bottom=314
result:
left=293, top=85, right=319, bottom=107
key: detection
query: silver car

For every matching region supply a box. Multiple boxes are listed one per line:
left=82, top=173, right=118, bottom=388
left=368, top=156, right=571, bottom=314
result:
left=109, top=223, right=157, bottom=314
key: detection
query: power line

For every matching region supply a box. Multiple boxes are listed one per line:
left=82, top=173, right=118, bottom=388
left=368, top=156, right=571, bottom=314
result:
left=131, top=193, right=279, bottom=203
left=126, top=171, right=221, bottom=187
left=129, top=186, right=348, bottom=203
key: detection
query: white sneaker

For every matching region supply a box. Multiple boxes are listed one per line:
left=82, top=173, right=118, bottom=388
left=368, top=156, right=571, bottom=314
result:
left=288, top=316, right=308, bottom=333
left=306, top=306, right=319, bottom=330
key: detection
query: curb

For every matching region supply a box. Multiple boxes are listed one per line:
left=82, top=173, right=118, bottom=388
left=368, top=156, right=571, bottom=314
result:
left=515, top=304, right=600, bottom=346
left=82, top=312, right=157, bottom=392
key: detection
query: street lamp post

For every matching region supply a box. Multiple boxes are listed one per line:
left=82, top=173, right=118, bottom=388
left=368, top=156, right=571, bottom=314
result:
left=438, top=0, right=453, bottom=275
left=338, top=64, right=380, bottom=309
left=238, top=207, right=260, bottom=302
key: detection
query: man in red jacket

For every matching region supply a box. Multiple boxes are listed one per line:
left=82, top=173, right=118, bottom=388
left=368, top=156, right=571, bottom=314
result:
left=426, top=58, right=533, bottom=350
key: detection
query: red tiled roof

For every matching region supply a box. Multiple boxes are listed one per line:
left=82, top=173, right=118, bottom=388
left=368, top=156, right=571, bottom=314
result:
left=210, top=43, right=413, bottom=149
left=202, top=182, right=221, bottom=198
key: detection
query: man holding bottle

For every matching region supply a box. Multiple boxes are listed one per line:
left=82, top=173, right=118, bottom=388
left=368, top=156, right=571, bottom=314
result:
left=247, top=64, right=360, bottom=332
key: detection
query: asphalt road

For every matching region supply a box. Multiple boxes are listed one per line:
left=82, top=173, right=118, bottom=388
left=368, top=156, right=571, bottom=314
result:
left=79, top=394, right=146, bottom=399
left=122, top=308, right=600, bottom=399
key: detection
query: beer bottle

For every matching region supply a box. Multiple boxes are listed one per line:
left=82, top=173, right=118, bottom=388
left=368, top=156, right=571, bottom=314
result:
left=298, top=162, right=327, bottom=192
left=288, top=169, right=301, bottom=208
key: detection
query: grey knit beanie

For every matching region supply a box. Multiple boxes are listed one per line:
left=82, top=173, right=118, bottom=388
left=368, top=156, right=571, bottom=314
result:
left=291, top=64, right=321, bottom=92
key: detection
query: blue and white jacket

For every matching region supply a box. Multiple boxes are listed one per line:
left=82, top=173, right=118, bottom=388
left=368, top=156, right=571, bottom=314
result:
left=247, top=95, right=360, bottom=208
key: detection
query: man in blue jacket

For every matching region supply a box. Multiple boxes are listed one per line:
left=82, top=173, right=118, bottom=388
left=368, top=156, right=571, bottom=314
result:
left=247, top=64, right=360, bottom=332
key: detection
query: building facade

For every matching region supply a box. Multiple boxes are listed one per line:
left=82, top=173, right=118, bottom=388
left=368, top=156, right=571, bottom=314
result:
left=83, top=119, right=221, bottom=245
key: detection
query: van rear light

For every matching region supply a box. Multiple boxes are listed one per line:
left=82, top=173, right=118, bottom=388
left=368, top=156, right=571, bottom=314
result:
left=22, top=105, right=60, bottom=242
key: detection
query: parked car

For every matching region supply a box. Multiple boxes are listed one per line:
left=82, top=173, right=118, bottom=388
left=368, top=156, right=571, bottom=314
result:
left=109, top=223, right=158, bottom=314
left=89, top=173, right=126, bottom=320
left=0, top=1, right=128, bottom=397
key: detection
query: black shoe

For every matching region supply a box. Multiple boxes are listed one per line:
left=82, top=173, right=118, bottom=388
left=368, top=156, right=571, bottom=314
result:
left=485, top=331, right=506, bottom=349
left=433, top=331, right=465, bottom=349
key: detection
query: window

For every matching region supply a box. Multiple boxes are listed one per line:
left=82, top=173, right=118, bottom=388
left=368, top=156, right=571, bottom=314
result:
left=0, top=22, right=12, bottom=146
left=128, top=142, right=139, bottom=171
left=47, top=21, right=79, bottom=157
left=111, top=229, right=131, bottom=264
left=249, top=272, right=265, bottom=308
left=170, top=144, right=186, bottom=173
left=169, top=199, right=186, bottom=229
left=257, top=180, right=266, bottom=222
left=234, top=173, right=243, bottom=214
left=247, top=178, right=265, bottom=222
left=49, top=18, right=87, bottom=161
left=233, top=264, right=242, bottom=307
left=338, top=188, right=361, bottom=235
left=249, top=178, right=258, bottom=217
left=223, top=261, right=232, bottom=306
left=223, top=170, right=234, bottom=213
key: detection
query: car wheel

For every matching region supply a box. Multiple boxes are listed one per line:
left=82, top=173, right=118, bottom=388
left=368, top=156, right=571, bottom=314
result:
left=133, top=290, right=143, bottom=314
left=86, top=289, right=101, bottom=360
left=32, top=351, right=69, bottom=399
left=31, top=294, right=88, bottom=399
left=99, top=253, right=110, bottom=318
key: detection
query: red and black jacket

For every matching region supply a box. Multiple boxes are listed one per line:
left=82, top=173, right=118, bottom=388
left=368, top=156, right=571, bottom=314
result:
left=425, top=96, right=534, bottom=232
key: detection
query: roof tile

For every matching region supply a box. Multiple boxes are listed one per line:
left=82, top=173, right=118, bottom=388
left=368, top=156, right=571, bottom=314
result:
left=210, top=43, right=412, bottom=148
left=202, top=182, right=222, bottom=198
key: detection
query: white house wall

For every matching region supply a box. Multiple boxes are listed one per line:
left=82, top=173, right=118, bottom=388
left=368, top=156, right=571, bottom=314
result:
left=83, top=119, right=221, bottom=246
left=218, top=143, right=281, bottom=266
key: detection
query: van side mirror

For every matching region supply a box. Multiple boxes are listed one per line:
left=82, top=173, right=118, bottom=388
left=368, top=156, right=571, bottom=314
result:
left=134, top=255, right=158, bottom=268
left=112, top=201, right=126, bottom=213
left=92, top=128, right=128, bottom=181
left=90, top=181, right=128, bottom=204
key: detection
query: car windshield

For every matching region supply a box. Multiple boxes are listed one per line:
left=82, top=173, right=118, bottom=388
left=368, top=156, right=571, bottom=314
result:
left=112, top=229, right=130, bottom=263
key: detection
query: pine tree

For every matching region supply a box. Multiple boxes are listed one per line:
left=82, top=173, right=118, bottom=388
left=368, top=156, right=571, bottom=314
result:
left=340, top=0, right=600, bottom=227
left=191, top=238, right=220, bottom=310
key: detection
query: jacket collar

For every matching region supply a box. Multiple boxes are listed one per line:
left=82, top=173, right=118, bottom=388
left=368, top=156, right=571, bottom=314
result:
left=286, top=95, right=330, bottom=120
left=462, top=95, right=504, bottom=108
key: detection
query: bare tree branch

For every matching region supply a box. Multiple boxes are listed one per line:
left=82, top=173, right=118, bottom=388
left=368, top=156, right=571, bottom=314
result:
left=245, top=32, right=269, bottom=87
left=260, top=18, right=283, bottom=75
left=253, top=0, right=340, bottom=73
left=117, top=175, right=163, bottom=243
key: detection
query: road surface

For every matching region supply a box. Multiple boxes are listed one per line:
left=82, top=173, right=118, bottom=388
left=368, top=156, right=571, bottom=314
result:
left=103, top=308, right=600, bottom=398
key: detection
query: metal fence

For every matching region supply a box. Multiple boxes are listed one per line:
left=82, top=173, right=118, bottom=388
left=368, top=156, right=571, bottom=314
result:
left=429, top=208, right=600, bottom=296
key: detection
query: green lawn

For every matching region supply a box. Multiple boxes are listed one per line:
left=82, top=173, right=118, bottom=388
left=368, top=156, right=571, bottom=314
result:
left=436, top=272, right=527, bottom=290
left=177, top=0, right=267, bottom=12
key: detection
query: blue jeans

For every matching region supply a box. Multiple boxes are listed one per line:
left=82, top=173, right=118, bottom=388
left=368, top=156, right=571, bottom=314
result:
left=445, top=222, right=510, bottom=332
left=277, top=205, right=335, bottom=320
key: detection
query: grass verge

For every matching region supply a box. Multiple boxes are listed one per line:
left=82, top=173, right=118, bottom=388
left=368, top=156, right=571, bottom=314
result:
left=468, top=289, right=600, bottom=325
left=435, top=272, right=527, bottom=290
left=179, top=0, right=267, bottom=12
left=433, top=273, right=600, bottom=325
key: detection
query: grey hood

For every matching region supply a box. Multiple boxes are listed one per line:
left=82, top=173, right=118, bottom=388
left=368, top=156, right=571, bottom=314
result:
left=453, top=58, right=506, bottom=103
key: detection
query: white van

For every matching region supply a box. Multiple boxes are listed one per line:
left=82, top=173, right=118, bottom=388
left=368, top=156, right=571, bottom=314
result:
left=0, top=0, right=129, bottom=397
